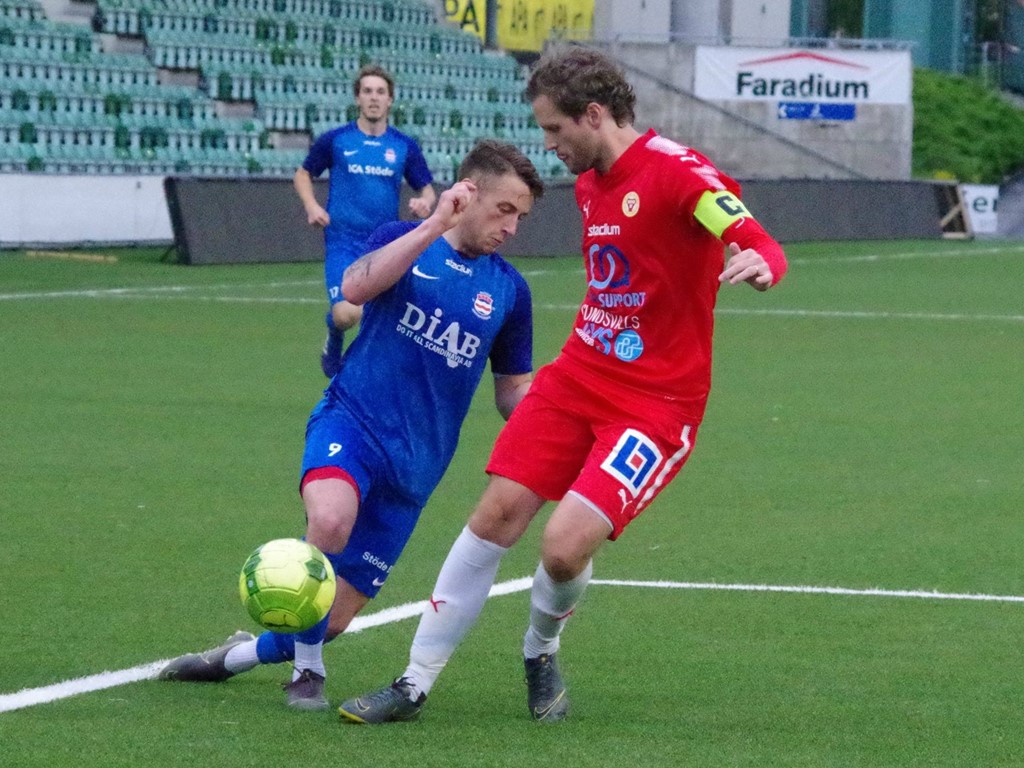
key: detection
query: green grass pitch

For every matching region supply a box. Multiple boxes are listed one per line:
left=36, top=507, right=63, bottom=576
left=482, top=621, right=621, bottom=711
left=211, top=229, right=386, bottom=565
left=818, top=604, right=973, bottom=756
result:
left=1, top=238, right=1023, bottom=766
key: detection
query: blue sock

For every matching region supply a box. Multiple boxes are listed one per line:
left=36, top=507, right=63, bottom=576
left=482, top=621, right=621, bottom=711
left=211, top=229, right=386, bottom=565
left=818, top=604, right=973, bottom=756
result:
left=256, top=630, right=296, bottom=664
left=255, top=614, right=331, bottom=664
left=296, top=614, right=329, bottom=644
left=254, top=550, right=346, bottom=664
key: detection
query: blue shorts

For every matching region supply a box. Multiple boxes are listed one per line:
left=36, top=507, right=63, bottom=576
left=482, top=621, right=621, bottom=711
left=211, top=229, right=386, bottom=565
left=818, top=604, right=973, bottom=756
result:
left=301, top=394, right=423, bottom=598
left=324, top=239, right=366, bottom=307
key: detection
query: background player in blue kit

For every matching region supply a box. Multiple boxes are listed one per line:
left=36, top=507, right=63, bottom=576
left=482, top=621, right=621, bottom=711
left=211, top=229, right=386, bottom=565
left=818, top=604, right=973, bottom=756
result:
left=160, top=140, right=544, bottom=711
left=294, top=64, right=437, bottom=378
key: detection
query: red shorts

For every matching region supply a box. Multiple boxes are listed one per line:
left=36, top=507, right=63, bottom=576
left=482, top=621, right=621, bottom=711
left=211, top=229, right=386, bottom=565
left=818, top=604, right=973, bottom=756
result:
left=487, top=363, right=699, bottom=540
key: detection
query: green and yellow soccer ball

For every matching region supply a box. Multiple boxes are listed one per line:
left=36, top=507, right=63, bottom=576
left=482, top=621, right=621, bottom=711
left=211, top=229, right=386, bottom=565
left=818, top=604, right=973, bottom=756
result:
left=238, top=539, right=336, bottom=633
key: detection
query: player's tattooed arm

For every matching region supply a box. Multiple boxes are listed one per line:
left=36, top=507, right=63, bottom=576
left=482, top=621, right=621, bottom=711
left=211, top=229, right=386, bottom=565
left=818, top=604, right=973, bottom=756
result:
left=350, top=249, right=379, bottom=281
left=342, top=219, right=447, bottom=305
left=342, top=181, right=476, bottom=305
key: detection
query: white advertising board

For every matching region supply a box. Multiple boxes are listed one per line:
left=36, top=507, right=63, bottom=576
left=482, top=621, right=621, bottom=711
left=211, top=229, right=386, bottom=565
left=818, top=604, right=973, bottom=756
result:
left=0, top=174, right=172, bottom=246
left=695, top=46, right=912, bottom=106
left=960, top=184, right=999, bottom=235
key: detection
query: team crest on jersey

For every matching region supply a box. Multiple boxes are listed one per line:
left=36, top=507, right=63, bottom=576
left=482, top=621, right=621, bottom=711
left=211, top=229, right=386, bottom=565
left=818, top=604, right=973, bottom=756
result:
left=472, top=292, right=494, bottom=319
left=384, top=148, right=397, bottom=163
left=622, top=191, right=640, bottom=217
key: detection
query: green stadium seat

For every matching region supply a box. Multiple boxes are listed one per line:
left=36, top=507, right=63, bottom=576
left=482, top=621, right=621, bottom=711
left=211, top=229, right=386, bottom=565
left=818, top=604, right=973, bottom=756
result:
left=0, top=0, right=559, bottom=180
left=0, top=0, right=45, bottom=23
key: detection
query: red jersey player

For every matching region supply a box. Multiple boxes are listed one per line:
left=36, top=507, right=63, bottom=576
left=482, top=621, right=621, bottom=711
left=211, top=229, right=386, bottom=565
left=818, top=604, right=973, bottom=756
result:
left=339, top=45, right=788, bottom=725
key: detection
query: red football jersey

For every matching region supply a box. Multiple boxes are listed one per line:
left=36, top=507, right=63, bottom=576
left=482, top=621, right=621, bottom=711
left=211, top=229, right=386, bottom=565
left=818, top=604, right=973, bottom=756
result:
left=556, top=129, right=741, bottom=420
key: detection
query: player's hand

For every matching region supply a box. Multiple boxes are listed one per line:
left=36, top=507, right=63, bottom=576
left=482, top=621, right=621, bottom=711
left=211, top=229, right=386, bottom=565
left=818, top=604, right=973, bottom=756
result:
left=719, top=242, right=773, bottom=291
left=432, top=181, right=476, bottom=229
left=306, top=204, right=330, bottom=227
left=407, top=194, right=433, bottom=219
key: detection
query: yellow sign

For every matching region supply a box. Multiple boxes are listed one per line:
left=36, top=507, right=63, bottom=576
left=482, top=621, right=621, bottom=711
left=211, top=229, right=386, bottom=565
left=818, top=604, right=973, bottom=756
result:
left=497, top=0, right=538, bottom=51
left=445, top=0, right=593, bottom=53
left=444, top=0, right=485, bottom=38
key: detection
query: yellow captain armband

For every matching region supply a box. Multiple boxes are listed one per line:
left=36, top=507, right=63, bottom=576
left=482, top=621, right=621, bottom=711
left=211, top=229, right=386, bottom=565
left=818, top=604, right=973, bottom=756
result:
left=693, top=190, right=753, bottom=237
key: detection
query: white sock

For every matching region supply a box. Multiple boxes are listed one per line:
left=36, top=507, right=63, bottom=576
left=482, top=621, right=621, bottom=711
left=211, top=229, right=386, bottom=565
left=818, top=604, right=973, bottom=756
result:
left=293, top=641, right=326, bottom=680
left=223, top=640, right=260, bottom=674
left=403, top=526, right=508, bottom=697
left=522, top=560, right=592, bottom=660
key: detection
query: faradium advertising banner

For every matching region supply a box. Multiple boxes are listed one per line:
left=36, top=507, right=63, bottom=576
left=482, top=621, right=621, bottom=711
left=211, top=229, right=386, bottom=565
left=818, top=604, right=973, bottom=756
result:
left=694, top=47, right=912, bottom=106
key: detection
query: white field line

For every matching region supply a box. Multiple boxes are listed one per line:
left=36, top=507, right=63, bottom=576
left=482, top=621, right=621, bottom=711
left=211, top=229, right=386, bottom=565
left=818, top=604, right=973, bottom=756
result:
left=714, top=307, right=1024, bottom=322
left=521, top=245, right=1024, bottom=275
left=589, top=579, right=1024, bottom=602
left=0, top=280, right=321, bottom=302
left=2, top=284, right=1022, bottom=323
left=785, top=244, right=1024, bottom=265
left=534, top=305, right=1024, bottom=323
left=2, top=575, right=1022, bottom=714
left=2, top=243, right=1021, bottom=303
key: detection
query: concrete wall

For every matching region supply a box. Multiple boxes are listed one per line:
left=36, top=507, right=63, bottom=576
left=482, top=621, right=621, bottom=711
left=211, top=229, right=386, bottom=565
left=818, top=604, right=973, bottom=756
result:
left=600, top=0, right=794, bottom=45
left=593, top=0, right=672, bottom=43
left=671, top=0, right=724, bottom=42
left=727, top=0, right=793, bottom=44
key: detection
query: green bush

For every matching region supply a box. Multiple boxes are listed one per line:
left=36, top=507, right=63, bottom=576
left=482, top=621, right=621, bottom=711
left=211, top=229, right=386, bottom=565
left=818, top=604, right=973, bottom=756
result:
left=913, top=68, right=1024, bottom=183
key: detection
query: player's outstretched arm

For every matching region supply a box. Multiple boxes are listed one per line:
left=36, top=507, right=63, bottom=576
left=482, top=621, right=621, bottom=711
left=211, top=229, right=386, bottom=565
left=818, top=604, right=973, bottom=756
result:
left=342, top=181, right=476, bottom=305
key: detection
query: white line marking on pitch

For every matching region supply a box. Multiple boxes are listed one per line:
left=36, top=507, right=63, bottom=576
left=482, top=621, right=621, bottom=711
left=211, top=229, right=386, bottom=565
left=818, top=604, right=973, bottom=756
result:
left=537, top=304, right=1024, bottom=323
left=589, top=580, right=1024, bottom=602
left=716, top=307, right=1024, bottom=323
left=522, top=246, right=1024, bottom=274
left=3, top=243, right=1023, bottom=303
left=0, top=577, right=530, bottom=715
left=786, top=245, right=1024, bottom=265
left=0, top=280, right=320, bottom=302
left=6, top=284, right=1021, bottom=323
left=2, top=576, right=1021, bottom=714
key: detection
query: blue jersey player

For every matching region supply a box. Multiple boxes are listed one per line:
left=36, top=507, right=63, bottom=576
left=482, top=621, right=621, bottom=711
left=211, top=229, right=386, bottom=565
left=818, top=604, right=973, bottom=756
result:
left=160, top=140, right=544, bottom=711
left=294, top=64, right=437, bottom=378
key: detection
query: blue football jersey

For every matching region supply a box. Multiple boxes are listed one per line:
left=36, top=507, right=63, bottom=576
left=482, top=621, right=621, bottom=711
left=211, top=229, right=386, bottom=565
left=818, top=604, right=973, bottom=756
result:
left=302, top=124, right=433, bottom=248
left=327, top=221, right=533, bottom=504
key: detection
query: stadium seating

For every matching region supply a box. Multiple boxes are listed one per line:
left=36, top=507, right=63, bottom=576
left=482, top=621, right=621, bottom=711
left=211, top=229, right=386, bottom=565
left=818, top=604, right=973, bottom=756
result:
left=0, top=0, right=45, bottom=22
left=0, top=0, right=551, bottom=180
left=0, top=77, right=217, bottom=121
left=0, top=15, right=101, bottom=54
left=0, top=46, right=160, bottom=88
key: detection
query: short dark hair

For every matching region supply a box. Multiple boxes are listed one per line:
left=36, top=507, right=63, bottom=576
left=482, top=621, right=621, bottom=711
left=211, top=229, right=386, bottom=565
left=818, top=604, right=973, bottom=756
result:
left=457, top=139, right=544, bottom=201
left=525, top=45, right=635, bottom=126
left=353, top=64, right=395, bottom=99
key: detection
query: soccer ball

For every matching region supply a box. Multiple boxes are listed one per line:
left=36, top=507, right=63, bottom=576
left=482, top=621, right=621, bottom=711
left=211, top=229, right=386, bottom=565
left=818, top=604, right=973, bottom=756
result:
left=238, top=538, right=336, bottom=633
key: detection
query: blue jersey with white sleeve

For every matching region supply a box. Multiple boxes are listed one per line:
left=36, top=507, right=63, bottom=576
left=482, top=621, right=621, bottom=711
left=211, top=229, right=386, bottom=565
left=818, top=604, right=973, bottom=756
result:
left=326, top=221, right=532, bottom=505
left=302, top=124, right=434, bottom=252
